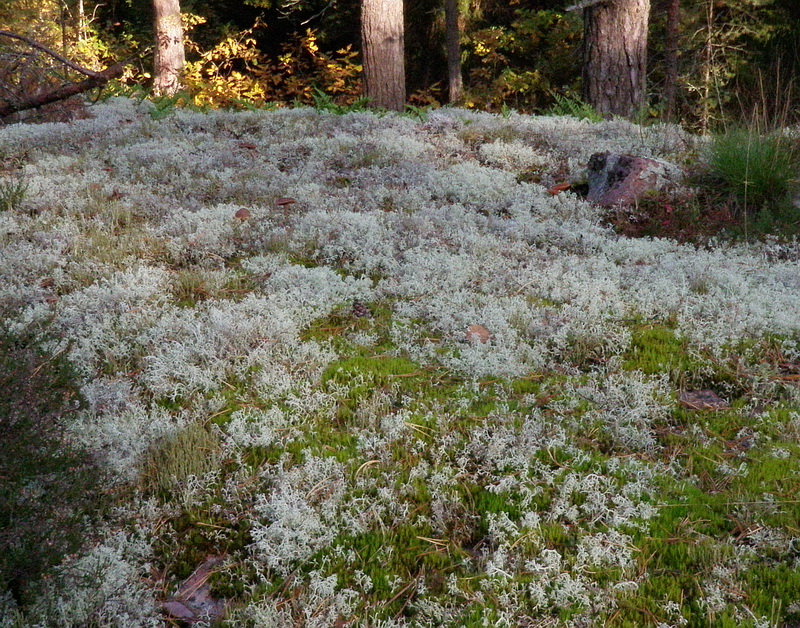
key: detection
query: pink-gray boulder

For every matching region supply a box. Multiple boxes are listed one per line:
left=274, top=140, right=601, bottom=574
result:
left=586, top=152, right=680, bottom=207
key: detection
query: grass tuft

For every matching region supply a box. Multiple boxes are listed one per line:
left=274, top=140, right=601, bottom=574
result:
left=142, top=422, right=222, bottom=500
left=709, top=127, right=800, bottom=224
left=0, top=176, right=28, bottom=213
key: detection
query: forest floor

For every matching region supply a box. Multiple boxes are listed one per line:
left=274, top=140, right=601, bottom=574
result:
left=1, top=99, right=800, bottom=627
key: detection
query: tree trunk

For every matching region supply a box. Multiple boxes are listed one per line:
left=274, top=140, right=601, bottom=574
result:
left=700, top=0, right=713, bottom=134
left=663, top=0, right=680, bottom=121
left=582, top=0, right=650, bottom=118
left=361, top=0, right=406, bottom=111
left=60, top=1, right=68, bottom=56
left=445, top=0, right=463, bottom=104
left=152, top=0, right=184, bottom=97
left=77, top=0, right=87, bottom=42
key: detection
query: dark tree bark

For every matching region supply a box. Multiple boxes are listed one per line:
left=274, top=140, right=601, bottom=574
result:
left=581, top=0, right=650, bottom=118
left=663, top=0, right=680, bottom=121
left=360, top=0, right=406, bottom=111
left=445, top=0, right=463, bottom=104
left=152, top=0, right=184, bottom=96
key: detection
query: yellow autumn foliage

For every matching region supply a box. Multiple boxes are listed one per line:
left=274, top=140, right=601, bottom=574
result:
left=183, top=20, right=361, bottom=110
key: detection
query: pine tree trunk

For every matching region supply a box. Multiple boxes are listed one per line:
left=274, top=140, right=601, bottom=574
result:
left=663, top=0, right=680, bottom=121
left=361, top=0, right=406, bottom=111
left=582, top=0, right=650, bottom=118
left=445, top=0, right=463, bottom=104
left=152, top=0, right=184, bottom=97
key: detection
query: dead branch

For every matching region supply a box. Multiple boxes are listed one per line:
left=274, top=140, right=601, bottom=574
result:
left=0, top=30, right=106, bottom=78
left=0, top=31, right=133, bottom=120
left=0, top=60, right=128, bottom=119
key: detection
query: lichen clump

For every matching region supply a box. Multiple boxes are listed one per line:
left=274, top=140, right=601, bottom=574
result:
left=1, top=99, right=799, bottom=627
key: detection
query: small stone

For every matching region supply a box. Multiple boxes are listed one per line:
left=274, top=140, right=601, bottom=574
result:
left=466, top=324, right=492, bottom=344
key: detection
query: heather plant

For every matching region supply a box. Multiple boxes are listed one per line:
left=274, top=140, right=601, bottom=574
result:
left=0, top=319, right=106, bottom=611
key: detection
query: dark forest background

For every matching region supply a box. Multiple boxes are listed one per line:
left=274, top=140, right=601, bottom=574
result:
left=2, top=0, right=800, bottom=130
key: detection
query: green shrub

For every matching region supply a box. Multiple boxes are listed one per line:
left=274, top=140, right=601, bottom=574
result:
left=708, top=127, right=799, bottom=220
left=0, top=319, right=106, bottom=608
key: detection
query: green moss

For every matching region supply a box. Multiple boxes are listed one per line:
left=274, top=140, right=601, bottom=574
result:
left=509, top=375, right=543, bottom=396
left=156, top=504, right=255, bottom=590
left=301, top=301, right=395, bottom=353
left=323, top=355, right=421, bottom=385
left=300, top=523, right=469, bottom=621
left=131, top=296, right=800, bottom=623
left=308, top=425, right=360, bottom=463
left=742, top=564, right=800, bottom=623
left=141, top=422, right=222, bottom=500
left=622, top=324, right=705, bottom=380
left=467, top=487, right=523, bottom=538
left=321, top=355, right=426, bottom=424
left=241, top=440, right=306, bottom=470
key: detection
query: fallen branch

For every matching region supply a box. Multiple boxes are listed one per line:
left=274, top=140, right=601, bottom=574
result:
left=0, top=30, right=106, bottom=78
left=0, top=31, right=134, bottom=119
left=0, top=60, right=128, bottom=118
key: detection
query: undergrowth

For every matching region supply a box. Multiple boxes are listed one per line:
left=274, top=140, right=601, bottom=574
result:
left=0, top=318, right=108, bottom=610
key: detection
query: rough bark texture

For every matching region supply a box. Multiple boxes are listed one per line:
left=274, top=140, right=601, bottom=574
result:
left=152, top=0, right=185, bottom=97
left=445, top=0, right=463, bottom=104
left=663, top=0, right=680, bottom=121
left=582, top=0, right=650, bottom=118
left=361, top=0, right=405, bottom=111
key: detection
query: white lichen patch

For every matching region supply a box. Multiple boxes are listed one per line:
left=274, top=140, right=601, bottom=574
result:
left=2, top=99, right=799, bottom=626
